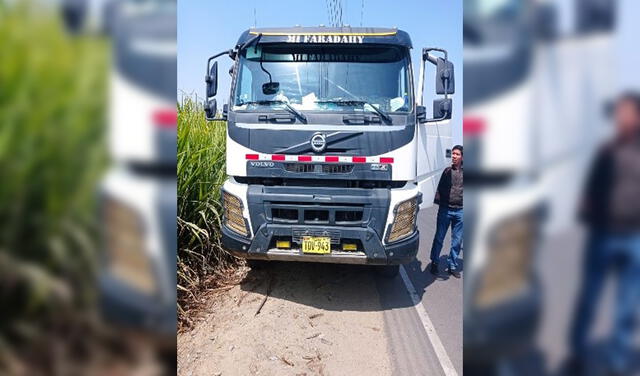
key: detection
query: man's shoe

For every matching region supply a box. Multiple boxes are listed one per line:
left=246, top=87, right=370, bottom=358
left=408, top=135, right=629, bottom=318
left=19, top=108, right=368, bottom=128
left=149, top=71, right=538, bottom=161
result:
left=448, top=268, right=461, bottom=278
left=429, top=263, right=439, bottom=275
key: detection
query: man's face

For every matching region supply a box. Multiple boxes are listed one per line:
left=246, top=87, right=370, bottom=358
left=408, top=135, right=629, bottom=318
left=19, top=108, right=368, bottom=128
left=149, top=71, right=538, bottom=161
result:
left=452, top=149, right=462, bottom=166
left=614, top=100, right=640, bottom=138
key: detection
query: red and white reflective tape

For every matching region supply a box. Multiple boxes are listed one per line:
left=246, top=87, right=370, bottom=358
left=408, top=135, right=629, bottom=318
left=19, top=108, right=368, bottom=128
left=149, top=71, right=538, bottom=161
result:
left=245, top=153, right=394, bottom=164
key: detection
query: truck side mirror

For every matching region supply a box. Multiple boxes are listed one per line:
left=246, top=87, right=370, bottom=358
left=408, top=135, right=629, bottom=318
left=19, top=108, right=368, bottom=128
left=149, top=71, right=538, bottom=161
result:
left=204, top=98, right=217, bottom=121
left=432, top=98, right=452, bottom=120
left=206, top=61, right=218, bottom=98
left=419, top=48, right=454, bottom=123
left=435, top=58, right=455, bottom=95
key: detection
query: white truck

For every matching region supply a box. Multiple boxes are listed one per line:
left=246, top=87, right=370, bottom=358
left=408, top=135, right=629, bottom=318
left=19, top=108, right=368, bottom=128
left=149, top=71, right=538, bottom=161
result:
left=204, top=27, right=456, bottom=276
left=96, top=0, right=177, bottom=334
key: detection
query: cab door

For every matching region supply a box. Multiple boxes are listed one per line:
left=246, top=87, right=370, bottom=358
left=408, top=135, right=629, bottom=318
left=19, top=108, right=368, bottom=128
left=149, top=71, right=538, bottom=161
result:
left=416, top=119, right=452, bottom=210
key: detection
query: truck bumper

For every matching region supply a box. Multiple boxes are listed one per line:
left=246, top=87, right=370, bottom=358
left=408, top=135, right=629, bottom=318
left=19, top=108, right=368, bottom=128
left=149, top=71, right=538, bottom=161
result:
left=221, top=178, right=421, bottom=265
left=222, top=224, right=419, bottom=265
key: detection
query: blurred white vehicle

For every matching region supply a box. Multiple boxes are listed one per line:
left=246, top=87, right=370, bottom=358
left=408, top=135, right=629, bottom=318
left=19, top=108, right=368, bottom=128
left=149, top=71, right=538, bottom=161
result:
left=463, top=0, right=616, bottom=370
left=97, top=0, right=177, bottom=335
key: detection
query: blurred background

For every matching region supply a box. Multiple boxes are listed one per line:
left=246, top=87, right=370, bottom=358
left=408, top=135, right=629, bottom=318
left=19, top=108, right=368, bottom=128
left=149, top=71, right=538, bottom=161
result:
left=463, top=0, right=640, bottom=375
left=5, top=0, right=640, bottom=374
left=0, top=0, right=176, bottom=374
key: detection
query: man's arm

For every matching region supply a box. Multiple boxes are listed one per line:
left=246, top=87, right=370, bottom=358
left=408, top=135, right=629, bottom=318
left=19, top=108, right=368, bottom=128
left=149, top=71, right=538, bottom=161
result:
left=433, top=168, right=449, bottom=205
left=578, top=146, right=608, bottom=224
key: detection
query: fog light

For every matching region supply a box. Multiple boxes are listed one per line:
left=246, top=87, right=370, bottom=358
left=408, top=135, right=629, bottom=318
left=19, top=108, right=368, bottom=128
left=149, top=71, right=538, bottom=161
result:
left=222, top=191, right=249, bottom=236
left=387, top=197, right=418, bottom=243
left=342, top=243, right=357, bottom=251
left=475, top=210, right=537, bottom=309
left=276, top=240, right=290, bottom=249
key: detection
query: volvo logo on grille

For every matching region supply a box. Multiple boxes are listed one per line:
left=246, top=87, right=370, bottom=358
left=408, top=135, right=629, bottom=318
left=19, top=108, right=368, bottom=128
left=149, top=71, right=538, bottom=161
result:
left=310, top=133, right=327, bottom=153
left=249, top=161, right=274, bottom=168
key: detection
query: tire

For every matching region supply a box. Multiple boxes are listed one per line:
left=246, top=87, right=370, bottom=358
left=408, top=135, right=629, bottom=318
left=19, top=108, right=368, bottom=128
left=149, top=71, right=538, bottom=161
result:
left=376, top=265, right=400, bottom=278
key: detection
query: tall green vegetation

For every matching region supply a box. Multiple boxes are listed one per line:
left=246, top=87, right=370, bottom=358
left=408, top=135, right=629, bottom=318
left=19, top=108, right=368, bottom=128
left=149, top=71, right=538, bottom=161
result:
left=177, top=97, right=240, bottom=327
left=0, top=0, right=108, bottom=366
left=0, top=3, right=108, bottom=297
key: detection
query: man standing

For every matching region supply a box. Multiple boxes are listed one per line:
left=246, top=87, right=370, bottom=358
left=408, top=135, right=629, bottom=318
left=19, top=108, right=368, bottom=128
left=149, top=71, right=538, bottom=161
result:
left=568, top=93, right=640, bottom=375
left=430, top=145, right=463, bottom=278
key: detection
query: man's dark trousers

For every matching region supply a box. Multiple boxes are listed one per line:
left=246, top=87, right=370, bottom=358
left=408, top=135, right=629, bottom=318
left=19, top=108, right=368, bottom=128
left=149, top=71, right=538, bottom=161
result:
left=570, top=231, right=640, bottom=373
left=430, top=206, right=463, bottom=271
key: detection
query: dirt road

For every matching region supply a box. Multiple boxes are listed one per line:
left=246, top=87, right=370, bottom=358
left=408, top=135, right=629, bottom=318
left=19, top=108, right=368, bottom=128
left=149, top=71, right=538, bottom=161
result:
left=177, top=263, right=391, bottom=375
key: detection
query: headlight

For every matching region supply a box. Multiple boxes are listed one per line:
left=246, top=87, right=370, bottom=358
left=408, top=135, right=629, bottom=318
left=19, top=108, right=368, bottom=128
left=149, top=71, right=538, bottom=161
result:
left=222, top=191, right=249, bottom=236
left=475, top=210, right=537, bottom=309
left=103, top=197, right=156, bottom=294
left=387, top=196, right=419, bottom=243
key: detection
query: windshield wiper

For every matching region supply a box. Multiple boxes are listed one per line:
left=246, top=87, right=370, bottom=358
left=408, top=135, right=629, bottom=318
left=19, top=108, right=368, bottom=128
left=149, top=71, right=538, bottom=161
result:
left=315, top=99, right=392, bottom=124
left=238, top=100, right=307, bottom=123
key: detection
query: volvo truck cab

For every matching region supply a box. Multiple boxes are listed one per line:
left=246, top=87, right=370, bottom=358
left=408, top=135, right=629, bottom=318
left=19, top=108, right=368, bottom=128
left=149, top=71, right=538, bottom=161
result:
left=204, top=27, right=455, bottom=275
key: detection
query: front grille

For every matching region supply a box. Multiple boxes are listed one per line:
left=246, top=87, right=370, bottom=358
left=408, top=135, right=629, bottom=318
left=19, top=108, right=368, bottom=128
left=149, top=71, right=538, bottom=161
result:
left=304, top=209, right=329, bottom=223
left=292, top=229, right=342, bottom=244
left=322, top=164, right=354, bottom=174
left=285, top=163, right=315, bottom=173
left=284, top=163, right=354, bottom=174
left=236, top=176, right=406, bottom=189
left=335, top=210, right=363, bottom=223
left=270, top=203, right=365, bottom=227
left=271, top=208, right=298, bottom=222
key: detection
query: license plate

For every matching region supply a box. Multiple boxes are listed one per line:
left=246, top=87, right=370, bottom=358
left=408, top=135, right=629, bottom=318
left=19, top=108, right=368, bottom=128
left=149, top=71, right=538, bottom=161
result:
left=301, top=236, right=331, bottom=254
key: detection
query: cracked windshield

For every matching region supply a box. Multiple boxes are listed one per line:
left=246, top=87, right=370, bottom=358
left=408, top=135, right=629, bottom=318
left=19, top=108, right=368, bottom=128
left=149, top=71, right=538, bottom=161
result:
left=233, top=45, right=412, bottom=115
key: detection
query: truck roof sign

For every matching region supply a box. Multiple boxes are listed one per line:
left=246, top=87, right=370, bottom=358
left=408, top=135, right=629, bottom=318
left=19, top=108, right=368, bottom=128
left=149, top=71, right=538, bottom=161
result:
left=282, top=34, right=366, bottom=44
left=236, top=27, right=412, bottom=48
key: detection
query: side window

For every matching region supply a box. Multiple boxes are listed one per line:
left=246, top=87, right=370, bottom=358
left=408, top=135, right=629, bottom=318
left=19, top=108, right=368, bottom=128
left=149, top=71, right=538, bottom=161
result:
left=399, top=64, right=406, bottom=98
left=390, top=63, right=409, bottom=112
left=235, top=63, right=253, bottom=104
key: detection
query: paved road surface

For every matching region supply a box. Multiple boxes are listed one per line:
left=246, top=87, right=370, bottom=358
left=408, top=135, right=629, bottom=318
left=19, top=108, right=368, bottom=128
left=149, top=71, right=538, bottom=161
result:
left=377, top=205, right=463, bottom=375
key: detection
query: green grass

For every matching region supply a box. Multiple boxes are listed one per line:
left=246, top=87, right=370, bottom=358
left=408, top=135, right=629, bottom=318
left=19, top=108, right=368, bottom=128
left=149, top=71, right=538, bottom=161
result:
left=177, top=96, right=240, bottom=326
left=0, top=0, right=108, bottom=341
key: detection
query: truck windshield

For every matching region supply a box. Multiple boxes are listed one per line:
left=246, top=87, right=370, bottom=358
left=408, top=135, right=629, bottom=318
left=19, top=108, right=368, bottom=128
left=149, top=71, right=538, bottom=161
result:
left=232, top=45, right=412, bottom=114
